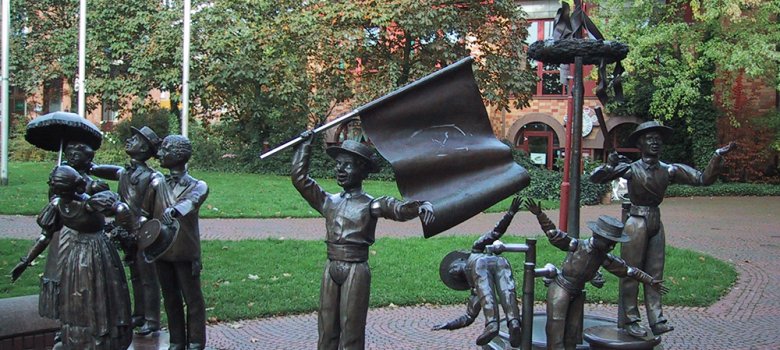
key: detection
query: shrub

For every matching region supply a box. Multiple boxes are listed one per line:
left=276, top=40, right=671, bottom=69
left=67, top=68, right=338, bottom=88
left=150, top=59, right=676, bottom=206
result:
left=666, top=182, right=780, bottom=197
left=113, top=107, right=172, bottom=142
left=8, top=114, right=54, bottom=162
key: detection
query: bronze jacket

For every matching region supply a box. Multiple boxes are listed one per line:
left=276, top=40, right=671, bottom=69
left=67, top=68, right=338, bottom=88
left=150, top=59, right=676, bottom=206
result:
left=292, top=143, right=422, bottom=254
left=145, top=171, right=209, bottom=262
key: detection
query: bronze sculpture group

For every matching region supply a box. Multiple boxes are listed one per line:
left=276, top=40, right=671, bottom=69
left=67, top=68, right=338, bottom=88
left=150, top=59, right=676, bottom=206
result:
left=9, top=111, right=735, bottom=350
left=11, top=122, right=208, bottom=350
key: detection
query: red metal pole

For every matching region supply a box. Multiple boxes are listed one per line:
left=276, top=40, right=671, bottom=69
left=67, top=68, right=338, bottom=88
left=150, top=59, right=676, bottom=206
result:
left=559, top=73, right=574, bottom=232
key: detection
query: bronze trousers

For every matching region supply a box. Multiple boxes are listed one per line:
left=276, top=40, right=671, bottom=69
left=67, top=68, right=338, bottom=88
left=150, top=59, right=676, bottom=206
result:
left=470, top=256, right=521, bottom=326
left=156, top=260, right=206, bottom=349
left=619, top=213, right=666, bottom=327
left=128, top=249, right=161, bottom=327
left=318, top=259, right=371, bottom=350
left=545, top=282, right=584, bottom=350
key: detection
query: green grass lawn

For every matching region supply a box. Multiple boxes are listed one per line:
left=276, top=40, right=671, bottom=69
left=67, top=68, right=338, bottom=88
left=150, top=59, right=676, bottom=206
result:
left=1, top=236, right=736, bottom=323
left=0, top=162, right=556, bottom=217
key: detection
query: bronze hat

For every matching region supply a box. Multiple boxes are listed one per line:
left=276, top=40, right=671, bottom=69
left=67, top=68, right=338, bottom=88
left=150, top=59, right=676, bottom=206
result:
left=627, top=121, right=673, bottom=147
left=131, top=126, right=163, bottom=153
left=325, top=140, right=380, bottom=173
left=439, top=250, right=470, bottom=291
left=138, top=219, right=180, bottom=263
left=587, top=215, right=629, bottom=243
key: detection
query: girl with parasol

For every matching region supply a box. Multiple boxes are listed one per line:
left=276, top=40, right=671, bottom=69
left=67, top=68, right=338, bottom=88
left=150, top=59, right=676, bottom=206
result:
left=11, top=112, right=133, bottom=349
left=14, top=165, right=134, bottom=349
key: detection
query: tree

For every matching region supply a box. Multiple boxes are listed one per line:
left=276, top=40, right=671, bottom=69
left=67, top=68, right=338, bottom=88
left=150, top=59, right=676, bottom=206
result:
left=9, top=0, right=181, bottom=117
left=595, top=0, right=779, bottom=180
left=189, top=0, right=537, bottom=164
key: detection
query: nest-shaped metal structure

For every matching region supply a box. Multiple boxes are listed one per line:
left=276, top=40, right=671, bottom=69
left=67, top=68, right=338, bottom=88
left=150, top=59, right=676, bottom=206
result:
left=527, top=39, right=628, bottom=65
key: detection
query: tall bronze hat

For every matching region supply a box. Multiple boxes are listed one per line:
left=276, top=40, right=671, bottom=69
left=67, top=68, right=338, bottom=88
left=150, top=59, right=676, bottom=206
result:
left=587, top=215, right=629, bottom=243
left=325, top=140, right=381, bottom=173
left=627, top=121, right=673, bottom=147
left=138, top=219, right=180, bottom=263
left=131, top=126, right=163, bottom=153
left=439, top=250, right=470, bottom=291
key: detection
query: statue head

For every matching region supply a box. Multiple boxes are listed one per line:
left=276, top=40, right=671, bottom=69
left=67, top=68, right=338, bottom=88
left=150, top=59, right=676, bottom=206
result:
left=627, top=121, right=672, bottom=158
left=587, top=215, right=629, bottom=252
left=126, top=126, right=162, bottom=161
left=48, top=165, right=86, bottom=197
left=439, top=250, right=470, bottom=291
left=157, top=135, right=192, bottom=169
left=64, top=142, right=95, bottom=172
left=325, top=140, right=380, bottom=190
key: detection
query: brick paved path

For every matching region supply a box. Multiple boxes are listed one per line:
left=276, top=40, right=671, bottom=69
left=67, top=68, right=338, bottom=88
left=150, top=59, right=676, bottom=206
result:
left=3, top=196, right=779, bottom=349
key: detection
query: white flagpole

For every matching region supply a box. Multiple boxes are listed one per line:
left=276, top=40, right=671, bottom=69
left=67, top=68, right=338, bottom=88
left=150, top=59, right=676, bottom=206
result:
left=181, top=0, right=191, bottom=136
left=1, top=0, right=10, bottom=185
left=77, top=0, right=86, bottom=117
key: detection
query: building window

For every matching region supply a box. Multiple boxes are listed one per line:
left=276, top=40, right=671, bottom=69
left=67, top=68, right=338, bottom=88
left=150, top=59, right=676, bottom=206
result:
left=43, top=78, right=62, bottom=113
left=527, top=19, right=566, bottom=96
left=516, top=122, right=561, bottom=170
left=102, top=98, right=118, bottom=124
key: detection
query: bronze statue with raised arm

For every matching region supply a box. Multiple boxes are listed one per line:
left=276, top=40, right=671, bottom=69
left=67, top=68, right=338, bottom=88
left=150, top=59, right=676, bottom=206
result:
left=590, top=121, right=734, bottom=337
left=92, top=126, right=163, bottom=335
left=526, top=199, right=668, bottom=350
left=433, top=195, right=524, bottom=347
left=292, top=131, right=434, bottom=350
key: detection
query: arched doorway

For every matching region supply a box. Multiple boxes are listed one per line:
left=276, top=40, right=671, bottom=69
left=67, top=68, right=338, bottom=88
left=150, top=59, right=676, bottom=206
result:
left=602, top=118, right=643, bottom=162
left=515, top=122, right=561, bottom=170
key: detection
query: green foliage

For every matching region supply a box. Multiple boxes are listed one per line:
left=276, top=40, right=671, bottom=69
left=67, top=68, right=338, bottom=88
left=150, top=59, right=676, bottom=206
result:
left=1, top=237, right=736, bottom=319
left=9, top=0, right=182, bottom=114
left=666, top=182, right=780, bottom=197
left=187, top=0, right=537, bottom=161
left=8, top=114, right=54, bottom=162
left=597, top=0, right=779, bottom=174
left=509, top=147, right=609, bottom=206
left=113, top=107, right=173, bottom=142
left=756, top=111, right=780, bottom=152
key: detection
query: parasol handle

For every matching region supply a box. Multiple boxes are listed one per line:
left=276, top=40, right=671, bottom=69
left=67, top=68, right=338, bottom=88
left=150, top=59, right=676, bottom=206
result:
left=57, top=139, right=63, bottom=165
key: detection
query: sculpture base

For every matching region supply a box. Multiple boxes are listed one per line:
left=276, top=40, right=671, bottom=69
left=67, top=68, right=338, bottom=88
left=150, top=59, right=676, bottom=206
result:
left=485, top=312, right=618, bottom=350
left=129, top=330, right=170, bottom=350
left=583, top=325, right=661, bottom=350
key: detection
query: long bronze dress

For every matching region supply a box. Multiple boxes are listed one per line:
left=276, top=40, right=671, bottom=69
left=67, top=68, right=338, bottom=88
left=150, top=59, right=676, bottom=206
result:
left=38, top=191, right=133, bottom=350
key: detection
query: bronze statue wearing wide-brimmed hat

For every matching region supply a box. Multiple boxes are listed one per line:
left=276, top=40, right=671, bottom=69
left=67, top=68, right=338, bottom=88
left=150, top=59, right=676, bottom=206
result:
left=131, top=126, right=163, bottom=153
left=591, top=121, right=735, bottom=337
left=325, top=139, right=381, bottom=173
left=292, top=131, right=434, bottom=350
left=526, top=198, right=668, bottom=348
left=433, top=196, right=524, bottom=347
left=626, top=121, right=673, bottom=147
left=587, top=215, right=630, bottom=243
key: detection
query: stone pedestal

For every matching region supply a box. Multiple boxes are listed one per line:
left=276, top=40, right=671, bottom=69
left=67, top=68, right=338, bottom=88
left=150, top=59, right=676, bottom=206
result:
left=583, top=325, right=661, bottom=350
left=0, top=295, right=60, bottom=350
left=129, top=331, right=170, bottom=350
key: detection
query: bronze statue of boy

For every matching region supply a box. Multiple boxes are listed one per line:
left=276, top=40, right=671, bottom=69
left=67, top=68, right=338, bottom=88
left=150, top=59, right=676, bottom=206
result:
left=433, top=196, right=524, bottom=347
left=292, top=132, right=434, bottom=350
left=590, top=121, right=734, bottom=337
left=92, top=126, right=163, bottom=335
left=527, top=199, right=668, bottom=350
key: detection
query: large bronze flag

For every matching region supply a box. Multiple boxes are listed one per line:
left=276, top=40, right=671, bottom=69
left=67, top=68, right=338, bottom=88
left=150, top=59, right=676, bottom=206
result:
left=360, top=57, right=530, bottom=237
